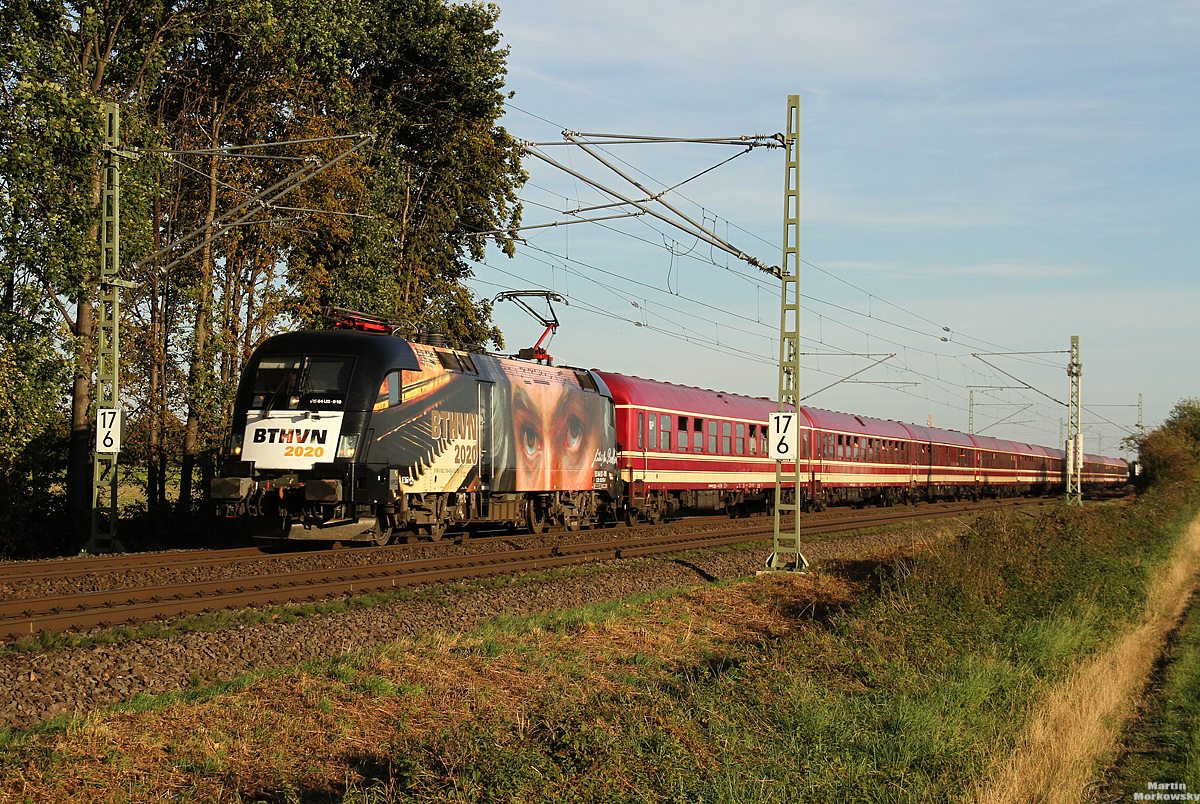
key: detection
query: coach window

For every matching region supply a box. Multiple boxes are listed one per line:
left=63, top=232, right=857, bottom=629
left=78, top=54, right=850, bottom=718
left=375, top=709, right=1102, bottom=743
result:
left=637, top=412, right=644, bottom=450
left=748, top=424, right=757, bottom=454
left=648, top=413, right=656, bottom=450
left=660, top=415, right=671, bottom=451
left=708, top=420, right=718, bottom=453
left=735, top=423, right=745, bottom=455
left=693, top=418, right=704, bottom=452
left=722, top=422, right=732, bottom=453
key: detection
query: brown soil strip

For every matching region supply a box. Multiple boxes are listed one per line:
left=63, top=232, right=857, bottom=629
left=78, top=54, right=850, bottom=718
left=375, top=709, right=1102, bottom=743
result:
left=974, top=514, right=1200, bottom=803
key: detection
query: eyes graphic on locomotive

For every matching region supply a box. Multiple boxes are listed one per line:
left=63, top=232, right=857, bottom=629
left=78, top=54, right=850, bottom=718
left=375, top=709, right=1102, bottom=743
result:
left=490, top=358, right=611, bottom=493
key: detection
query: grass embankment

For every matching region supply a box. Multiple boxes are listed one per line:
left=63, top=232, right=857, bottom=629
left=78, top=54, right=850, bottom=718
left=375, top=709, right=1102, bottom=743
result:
left=1105, top=552, right=1200, bottom=789
left=0, top=488, right=1195, bottom=803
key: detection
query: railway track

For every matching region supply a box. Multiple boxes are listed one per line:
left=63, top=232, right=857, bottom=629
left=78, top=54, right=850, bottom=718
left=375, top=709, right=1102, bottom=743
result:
left=0, top=497, right=1053, bottom=641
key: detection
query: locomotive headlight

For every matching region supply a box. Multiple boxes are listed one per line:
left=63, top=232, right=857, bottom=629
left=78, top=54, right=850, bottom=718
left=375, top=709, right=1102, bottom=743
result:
left=230, top=432, right=244, bottom=457
left=337, top=434, right=360, bottom=460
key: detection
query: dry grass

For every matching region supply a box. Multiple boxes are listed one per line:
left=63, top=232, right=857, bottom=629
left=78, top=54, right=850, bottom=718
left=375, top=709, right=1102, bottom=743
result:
left=974, top=514, right=1200, bottom=804
left=0, top=571, right=858, bottom=803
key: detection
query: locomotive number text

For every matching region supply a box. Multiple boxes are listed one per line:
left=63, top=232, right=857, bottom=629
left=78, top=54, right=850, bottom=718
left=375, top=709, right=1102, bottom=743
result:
left=454, top=443, right=479, bottom=465
left=283, top=445, right=325, bottom=458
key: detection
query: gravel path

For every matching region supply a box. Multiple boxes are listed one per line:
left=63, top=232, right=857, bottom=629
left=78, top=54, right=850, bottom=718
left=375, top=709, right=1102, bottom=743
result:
left=0, top=522, right=953, bottom=731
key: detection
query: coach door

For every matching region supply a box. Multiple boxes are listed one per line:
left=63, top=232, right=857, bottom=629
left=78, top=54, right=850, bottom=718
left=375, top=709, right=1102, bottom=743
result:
left=478, top=382, right=493, bottom=516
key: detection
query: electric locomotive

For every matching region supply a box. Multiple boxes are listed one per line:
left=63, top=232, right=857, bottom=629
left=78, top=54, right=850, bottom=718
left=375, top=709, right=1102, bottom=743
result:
left=211, top=311, right=618, bottom=543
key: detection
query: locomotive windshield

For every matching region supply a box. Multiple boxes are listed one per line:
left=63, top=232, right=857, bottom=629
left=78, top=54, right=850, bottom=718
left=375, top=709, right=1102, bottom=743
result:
left=249, top=355, right=355, bottom=411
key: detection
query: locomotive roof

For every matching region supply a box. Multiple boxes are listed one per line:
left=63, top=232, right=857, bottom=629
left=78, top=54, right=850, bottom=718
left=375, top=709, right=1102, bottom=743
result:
left=251, top=330, right=422, bottom=371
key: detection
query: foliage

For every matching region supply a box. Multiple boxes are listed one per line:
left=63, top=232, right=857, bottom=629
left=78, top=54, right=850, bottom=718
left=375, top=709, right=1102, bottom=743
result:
left=0, top=0, right=524, bottom=550
left=1129, top=398, right=1200, bottom=487
left=287, top=0, right=523, bottom=349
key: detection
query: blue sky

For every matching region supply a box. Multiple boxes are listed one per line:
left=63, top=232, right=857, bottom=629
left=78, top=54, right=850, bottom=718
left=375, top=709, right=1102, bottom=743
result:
left=463, top=0, right=1199, bottom=458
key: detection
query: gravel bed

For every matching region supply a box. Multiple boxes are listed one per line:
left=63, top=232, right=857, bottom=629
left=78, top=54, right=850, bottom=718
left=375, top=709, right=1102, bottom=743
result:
left=0, top=516, right=777, bottom=602
left=0, top=520, right=958, bottom=731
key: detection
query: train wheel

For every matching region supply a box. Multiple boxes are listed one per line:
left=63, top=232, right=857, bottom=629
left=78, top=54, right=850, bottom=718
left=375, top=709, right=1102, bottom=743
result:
left=425, top=521, right=445, bottom=542
left=624, top=508, right=637, bottom=527
left=372, top=518, right=392, bottom=547
left=526, top=506, right=547, bottom=534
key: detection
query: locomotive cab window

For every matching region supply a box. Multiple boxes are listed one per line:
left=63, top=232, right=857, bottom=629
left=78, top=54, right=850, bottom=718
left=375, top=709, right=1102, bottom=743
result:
left=250, top=355, right=354, bottom=411
left=373, top=370, right=402, bottom=412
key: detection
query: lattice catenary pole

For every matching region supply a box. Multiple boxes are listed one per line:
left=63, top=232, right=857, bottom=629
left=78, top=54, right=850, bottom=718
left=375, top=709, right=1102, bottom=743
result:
left=85, top=103, right=131, bottom=553
left=764, top=96, right=808, bottom=572
left=1065, top=335, right=1082, bottom=507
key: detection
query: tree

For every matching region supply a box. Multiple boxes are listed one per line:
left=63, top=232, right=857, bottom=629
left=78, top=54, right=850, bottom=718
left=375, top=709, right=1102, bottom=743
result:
left=288, top=0, right=523, bottom=348
left=1, top=0, right=199, bottom=541
left=2, top=0, right=526, bottom=548
left=1129, top=398, right=1200, bottom=487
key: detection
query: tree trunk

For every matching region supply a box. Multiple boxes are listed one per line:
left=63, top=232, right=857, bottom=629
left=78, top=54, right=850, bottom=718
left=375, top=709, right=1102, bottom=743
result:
left=67, top=299, right=94, bottom=542
left=177, top=121, right=220, bottom=516
left=67, top=155, right=108, bottom=544
left=147, top=195, right=163, bottom=511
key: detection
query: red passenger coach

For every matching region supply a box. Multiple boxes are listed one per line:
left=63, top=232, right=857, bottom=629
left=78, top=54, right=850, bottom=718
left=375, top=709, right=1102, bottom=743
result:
left=594, top=372, right=790, bottom=522
left=802, top=408, right=914, bottom=509
left=902, top=423, right=983, bottom=501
